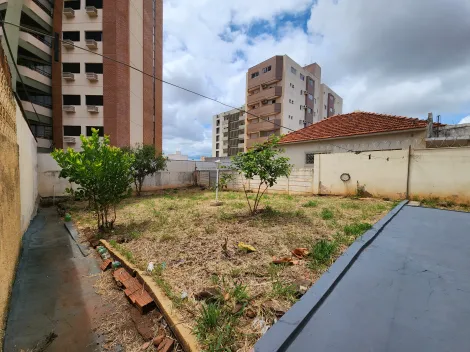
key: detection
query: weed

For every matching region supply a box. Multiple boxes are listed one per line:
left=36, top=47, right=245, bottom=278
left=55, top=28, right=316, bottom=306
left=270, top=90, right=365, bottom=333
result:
left=160, top=233, right=176, bottom=242
left=321, top=208, right=334, bottom=220
left=218, top=211, right=235, bottom=221
left=261, top=206, right=281, bottom=218
left=210, top=274, right=220, bottom=285
left=231, top=283, right=249, bottom=303
left=204, top=224, right=217, bottom=234
left=229, top=268, right=242, bottom=278
left=109, top=240, right=135, bottom=263
left=303, top=200, right=318, bottom=208
left=195, top=303, right=221, bottom=332
left=343, top=222, right=372, bottom=237
left=129, top=230, right=141, bottom=239
left=224, top=193, right=238, bottom=200
left=309, top=239, right=338, bottom=266
left=230, top=202, right=245, bottom=209
left=340, top=202, right=360, bottom=210
left=283, top=195, right=294, bottom=201
left=271, top=280, right=297, bottom=303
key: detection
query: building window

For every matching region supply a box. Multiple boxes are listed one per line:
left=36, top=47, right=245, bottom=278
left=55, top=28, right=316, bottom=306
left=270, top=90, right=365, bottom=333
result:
left=308, top=93, right=313, bottom=101
left=216, top=127, right=220, bottom=134
left=306, top=153, right=315, bottom=165
left=216, top=151, right=219, bottom=157
left=63, top=94, right=81, bottom=105
left=262, top=65, right=271, bottom=73
left=85, top=31, right=102, bottom=41
left=31, top=124, right=52, bottom=139
left=86, top=0, right=103, bottom=8
left=309, top=78, right=314, bottom=87
left=216, top=135, right=219, bottom=142
left=86, top=126, right=104, bottom=136
left=62, top=62, right=80, bottom=73
left=85, top=63, right=103, bottom=74
left=300, top=73, right=305, bottom=81
left=216, top=143, right=219, bottom=149
left=63, top=31, right=80, bottom=42
left=216, top=119, right=220, bottom=126
left=65, top=0, right=81, bottom=10
left=86, top=95, right=103, bottom=106
left=291, top=66, right=297, bottom=74
left=64, top=125, right=81, bottom=136
left=299, top=120, right=303, bottom=125
left=251, top=71, right=259, bottom=79
left=308, top=108, right=313, bottom=114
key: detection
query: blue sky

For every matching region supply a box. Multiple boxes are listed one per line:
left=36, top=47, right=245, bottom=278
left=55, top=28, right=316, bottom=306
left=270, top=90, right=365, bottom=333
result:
left=162, top=0, right=470, bottom=158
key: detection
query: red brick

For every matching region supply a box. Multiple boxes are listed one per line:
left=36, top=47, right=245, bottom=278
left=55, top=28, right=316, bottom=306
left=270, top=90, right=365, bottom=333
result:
left=100, top=259, right=113, bottom=271
left=113, top=268, right=132, bottom=284
left=157, top=338, right=174, bottom=352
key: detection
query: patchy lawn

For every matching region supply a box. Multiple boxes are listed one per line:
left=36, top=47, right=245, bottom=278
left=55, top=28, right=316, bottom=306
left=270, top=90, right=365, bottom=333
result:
left=67, top=188, right=397, bottom=351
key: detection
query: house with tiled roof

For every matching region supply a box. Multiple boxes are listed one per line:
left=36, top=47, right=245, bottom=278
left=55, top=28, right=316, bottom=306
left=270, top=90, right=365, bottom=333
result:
left=280, top=111, right=441, bottom=168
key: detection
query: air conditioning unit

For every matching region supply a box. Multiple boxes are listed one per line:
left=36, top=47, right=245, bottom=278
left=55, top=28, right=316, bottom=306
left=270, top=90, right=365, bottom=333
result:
left=86, top=72, right=98, bottom=81
left=62, top=39, right=74, bottom=50
left=63, top=7, right=75, bottom=18
left=87, top=105, right=99, bottom=113
left=86, top=39, right=98, bottom=49
left=303, top=105, right=308, bottom=109
left=62, top=72, right=75, bottom=81
left=64, top=136, right=76, bottom=144
left=85, top=6, right=98, bottom=17
left=261, top=99, right=268, bottom=105
left=63, top=105, right=76, bottom=113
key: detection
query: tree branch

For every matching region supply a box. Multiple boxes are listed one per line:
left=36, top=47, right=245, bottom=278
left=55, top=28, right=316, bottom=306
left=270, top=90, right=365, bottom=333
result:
left=242, top=181, right=253, bottom=214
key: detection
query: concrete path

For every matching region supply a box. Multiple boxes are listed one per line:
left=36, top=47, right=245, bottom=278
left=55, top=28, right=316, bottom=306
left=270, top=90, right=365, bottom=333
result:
left=257, top=205, right=470, bottom=351
left=3, top=207, right=104, bottom=352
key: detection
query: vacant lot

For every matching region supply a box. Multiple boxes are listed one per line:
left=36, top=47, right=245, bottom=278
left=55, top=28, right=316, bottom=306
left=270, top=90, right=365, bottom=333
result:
left=68, top=188, right=396, bottom=351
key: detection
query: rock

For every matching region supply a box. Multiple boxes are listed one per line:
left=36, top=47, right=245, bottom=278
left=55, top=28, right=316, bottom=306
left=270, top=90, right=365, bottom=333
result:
left=157, top=338, right=174, bottom=352
left=293, top=279, right=311, bottom=297
left=141, top=341, right=151, bottom=350
left=262, top=300, right=287, bottom=318
left=130, top=307, right=154, bottom=341
left=232, top=303, right=243, bottom=314
left=245, top=308, right=256, bottom=319
left=194, top=287, right=219, bottom=302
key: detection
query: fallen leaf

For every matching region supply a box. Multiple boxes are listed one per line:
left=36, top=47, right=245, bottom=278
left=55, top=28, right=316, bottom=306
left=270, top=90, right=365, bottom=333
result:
left=223, top=292, right=230, bottom=301
left=238, top=242, right=256, bottom=252
left=272, top=257, right=297, bottom=265
left=291, top=247, right=309, bottom=259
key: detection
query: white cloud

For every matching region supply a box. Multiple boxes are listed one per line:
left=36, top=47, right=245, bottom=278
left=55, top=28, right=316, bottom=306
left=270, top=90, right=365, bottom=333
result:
left=459, top=116, right=470, bottom=125
left=162, top=0, right=470, bottom=158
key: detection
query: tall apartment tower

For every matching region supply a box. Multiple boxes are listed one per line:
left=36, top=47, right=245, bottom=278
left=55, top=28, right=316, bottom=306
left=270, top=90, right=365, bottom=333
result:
left=212, top=106, right=245, bottom=157
left=0, top=0, right=162, bottom=152
left=245, top=55, right=342, bottom=148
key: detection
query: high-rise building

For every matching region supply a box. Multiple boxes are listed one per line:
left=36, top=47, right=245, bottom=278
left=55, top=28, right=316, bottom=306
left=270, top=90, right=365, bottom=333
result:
left=0, top=0, right=162, bottom=152
left=212, top=106, right=245, bottom=157
left=245, top=55, right=342, bottom=149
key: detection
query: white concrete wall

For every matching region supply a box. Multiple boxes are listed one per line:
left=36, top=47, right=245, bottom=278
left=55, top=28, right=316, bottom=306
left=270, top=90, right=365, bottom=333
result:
left=37, top=153, right=71, bottom=197
left=129, top=0, right=144, bottom=146
left=16, top=101, right=38, bottom=232
left=409, top=148, right=470, bottom=202
left=282, top=130, right=427, bottom=168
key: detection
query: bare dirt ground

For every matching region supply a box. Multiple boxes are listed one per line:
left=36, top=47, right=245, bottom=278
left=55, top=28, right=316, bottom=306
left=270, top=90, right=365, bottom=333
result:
left=67, top=188, right=396, bottom=351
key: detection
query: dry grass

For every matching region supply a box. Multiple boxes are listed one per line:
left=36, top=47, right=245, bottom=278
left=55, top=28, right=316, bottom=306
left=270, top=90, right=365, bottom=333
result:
left=68, top=188, right=396, bottom=351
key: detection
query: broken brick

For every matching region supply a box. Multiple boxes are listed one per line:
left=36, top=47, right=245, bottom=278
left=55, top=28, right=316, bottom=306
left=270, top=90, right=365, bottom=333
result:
left=130, top=307, right=154, bottom=341
left=157, top=338, right=174, bottom=352
left=153, top=333, right=165, bottom=347
left=113, top=268, right=132, bottom=285
left=100, top=259, right=113, bottom=271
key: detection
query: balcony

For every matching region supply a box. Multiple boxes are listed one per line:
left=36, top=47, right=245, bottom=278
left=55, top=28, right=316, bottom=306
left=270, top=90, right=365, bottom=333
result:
left=19, top=31, right=52, bottom=59
left=63, top=39, right=74, bottom=50
left=64, top=136, right=77, bottom=144
left=86, top=72, right=98, bottom=81
left=18, top=64, right=52, bottom=92
left=63, top=72, right=75, bottom=81
left=247, top=56, right=283, bottom=90
left=63, top=105, right=76, bottom=113
left=247, top=119, right=281, bottom=134
left=87, top=105, right=99, bottom=113
left=247, top=86, right=282, bottom=105
left=86, top=6, right=98, bottom=17
left=63, top=7, right=75, bottom=18
left=86, top=39, right=98, bottom=49
left=248, top=103, right=281, bottom=119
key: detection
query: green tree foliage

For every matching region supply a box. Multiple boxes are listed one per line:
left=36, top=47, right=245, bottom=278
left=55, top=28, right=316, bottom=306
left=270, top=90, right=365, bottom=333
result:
left=123, top=144, right=167, bottom=196
left=51, top=129, right=134, bottom=230
left=231, top=136, right=292, bottom=215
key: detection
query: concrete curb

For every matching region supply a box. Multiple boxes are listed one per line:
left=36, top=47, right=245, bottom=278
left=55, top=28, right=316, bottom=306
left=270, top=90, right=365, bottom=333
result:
left=100, top=240, right=200, bottom=352
left=254, top=200, right=409, bottom=352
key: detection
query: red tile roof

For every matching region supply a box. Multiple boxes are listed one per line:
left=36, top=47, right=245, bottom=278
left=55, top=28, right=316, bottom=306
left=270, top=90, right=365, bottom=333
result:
left=280, top=112, right=441, bottom=144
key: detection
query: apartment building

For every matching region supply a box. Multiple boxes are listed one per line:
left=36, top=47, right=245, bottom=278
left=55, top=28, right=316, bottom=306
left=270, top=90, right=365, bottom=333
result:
left=212, top=106, right=245, bottom=157
left=0, top=0, right=162, bottom=152
left=245, top=55, right=342, bottom=149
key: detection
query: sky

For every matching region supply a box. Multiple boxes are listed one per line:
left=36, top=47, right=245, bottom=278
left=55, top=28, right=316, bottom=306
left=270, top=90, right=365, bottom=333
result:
left=162, top=0, right=470, bottom=159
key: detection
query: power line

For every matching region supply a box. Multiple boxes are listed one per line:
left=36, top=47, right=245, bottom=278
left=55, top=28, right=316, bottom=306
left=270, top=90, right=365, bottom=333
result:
left=0, top=21, right=446, bottom=160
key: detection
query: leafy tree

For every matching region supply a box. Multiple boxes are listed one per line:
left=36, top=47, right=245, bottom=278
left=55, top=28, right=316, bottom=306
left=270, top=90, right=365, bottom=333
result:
left=231, top=135, right=292, bottom=215
left=124, top=144, right=167, bottom=196
left=51, top=129, right=134, bottom=230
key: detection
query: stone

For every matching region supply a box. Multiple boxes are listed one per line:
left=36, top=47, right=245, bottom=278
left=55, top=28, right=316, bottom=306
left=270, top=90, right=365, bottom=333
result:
left=232, top=303, right=243, bottom=314
left=194, top=287, right=219, bottom=302
left=293, top=279, right=311, bottom=296
left=157, top=338, right=174, bottom=352
left=245, top=308, right=256, bottom=319
left=153, top=333, right=165, bottom=347
left=262, top=300, right=287, bottom=318
left=130, top=307, right=154, bottom=341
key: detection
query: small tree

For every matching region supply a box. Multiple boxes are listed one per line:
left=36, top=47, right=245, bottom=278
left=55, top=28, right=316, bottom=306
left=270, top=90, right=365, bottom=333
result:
left=52, top=129, right=134, bottom=230
left=231, top=135, right=292, bottom=215
left=124, top=144, right=167, bottom=196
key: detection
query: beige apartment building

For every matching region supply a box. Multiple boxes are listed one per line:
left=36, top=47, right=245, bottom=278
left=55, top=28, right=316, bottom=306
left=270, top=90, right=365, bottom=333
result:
left=0, top=0, right=162, bottom=152
left=212, top=106, right=245, bottom=157
left=245, top=55, right=342, bottom=148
